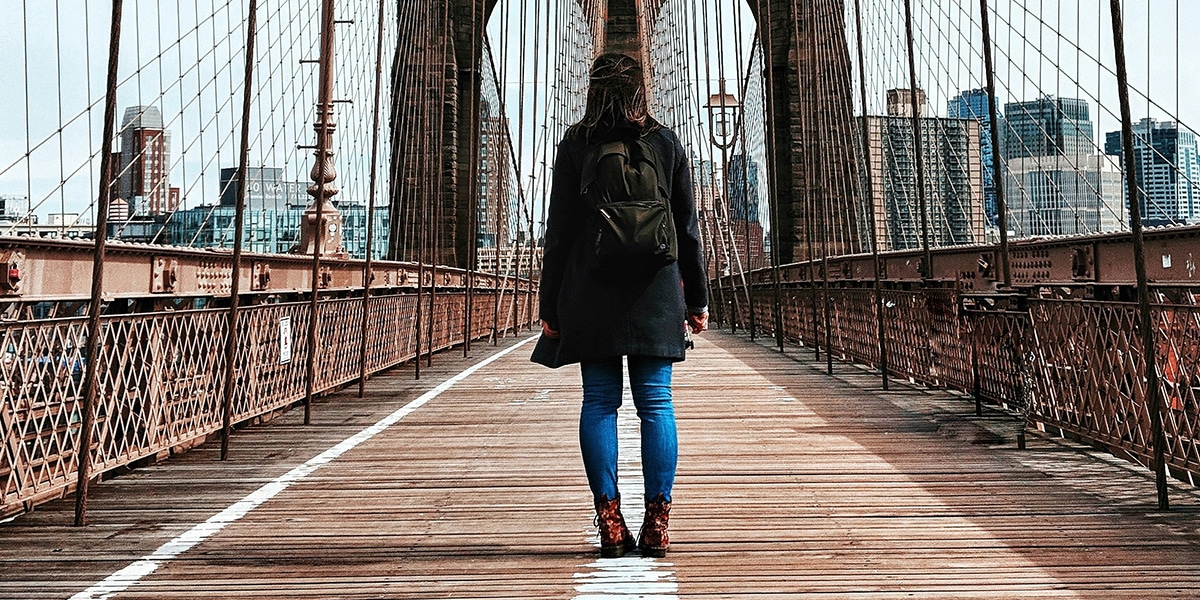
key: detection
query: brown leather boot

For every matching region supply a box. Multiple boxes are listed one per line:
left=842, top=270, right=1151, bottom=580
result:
left=637, top=494, right=671, bottom=557
left=594, top=495, right=635, bottom=558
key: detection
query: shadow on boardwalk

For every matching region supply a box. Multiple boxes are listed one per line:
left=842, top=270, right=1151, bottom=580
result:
left=1, top=331, right=1198, bottom=599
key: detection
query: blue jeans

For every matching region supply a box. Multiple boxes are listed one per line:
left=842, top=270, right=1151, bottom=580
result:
left=579, top=356, right=676, bottom=503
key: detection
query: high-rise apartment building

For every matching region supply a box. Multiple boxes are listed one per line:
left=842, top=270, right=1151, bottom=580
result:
left=1004, top=155, right=1125, bottom=236
left=476, top=101, right=513, bottom=254
left=115, top=106, right=179, bottom=216
left=998, top=95, right=1128, bottom=236
left=859, top=89, right=985, bottom=251
left=695, top=160, right=724, bottom=279
left=1003, top=96, right=1094, bottom=160
left=1104, top=118, right=1200, bottom=226
left=727, top=154, right=761, bottom=222
left=948, top=89, right=999, bottom=225
left=726, top=154, right=766, bottom=270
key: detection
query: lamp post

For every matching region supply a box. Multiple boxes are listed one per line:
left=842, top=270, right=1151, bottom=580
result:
left=704, top=80, right=753, bottom=336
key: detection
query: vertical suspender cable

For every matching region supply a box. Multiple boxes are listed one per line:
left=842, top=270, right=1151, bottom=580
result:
left=901, top=0, right=932, bottom=279
left=688, top=1, right=728, bottom=329
left=303, top=0, right=339, bottom=425
left=463, top=0, right=483, bottom=358
left=429, top=0, right=446, bottom=368
left=358, top=0, right=390, bottom=396
left=761, top=0, right=785, bottom=353
left=790, top=0, right=819, bottom=357
left=74, top=0, right=123, bottom=527
left=488, top=43, right=501, bottom=346
left=702, top=1, right=741, bottom=334
left=404, top=0, right=430, bottom=380
left=817, top=0, right=862, bottom=368
left=1109, top=0, right=1168, bottom=511
left=978, top=0, right=1010, bottom=288
left=516, top=0, right=532, bottom=336
left=221, top=0, right=259, bottom=458
left=788, top=0, right=815, bottom=355
left=852, top=0, right=888, bottom=390
left=733, top=0, right=757, bottom=341
left=811, top=0, right=833, bottom=375
left=720, top=7, right=755, bottom=339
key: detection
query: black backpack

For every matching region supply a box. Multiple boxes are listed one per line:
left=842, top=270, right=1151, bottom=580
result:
left=580, top=136, right=678, bottom=274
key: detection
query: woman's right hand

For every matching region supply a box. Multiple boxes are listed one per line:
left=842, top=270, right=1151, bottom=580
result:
left=542, top=320, right=560, bottom=339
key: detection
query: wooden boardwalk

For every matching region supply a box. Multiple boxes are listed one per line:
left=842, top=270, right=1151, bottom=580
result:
left=3, top=331, right=1200, bottom=599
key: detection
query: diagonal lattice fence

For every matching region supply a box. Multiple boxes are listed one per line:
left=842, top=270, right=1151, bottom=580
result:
left=0, top=288, right=537, bottom=518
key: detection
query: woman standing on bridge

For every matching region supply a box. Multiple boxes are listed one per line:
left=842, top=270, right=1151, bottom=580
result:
left=532, top=52, right=709, bottom=559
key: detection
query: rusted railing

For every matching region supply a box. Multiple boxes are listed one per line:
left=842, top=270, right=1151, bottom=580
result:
left=0, top=279, right=537, bottom=519
left=734, top=281, right=1200, bottom=485
left=719, top=225, right=1200, bottom=490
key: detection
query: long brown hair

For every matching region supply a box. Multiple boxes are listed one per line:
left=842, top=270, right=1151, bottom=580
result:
left=566, top=53, right=661, bottom=142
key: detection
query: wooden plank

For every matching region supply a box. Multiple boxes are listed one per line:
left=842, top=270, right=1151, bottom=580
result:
left=1, top=332, right=1199, bottom=599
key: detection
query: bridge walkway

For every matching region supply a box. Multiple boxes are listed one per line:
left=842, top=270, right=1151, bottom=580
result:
left=2, top=332, right=1200, bottom=599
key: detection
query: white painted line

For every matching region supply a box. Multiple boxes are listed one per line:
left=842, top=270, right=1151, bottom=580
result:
left=70, top=335, right=538, bottom=600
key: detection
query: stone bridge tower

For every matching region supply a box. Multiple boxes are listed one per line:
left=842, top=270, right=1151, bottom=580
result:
left=387, top=0, right=860, bottom=268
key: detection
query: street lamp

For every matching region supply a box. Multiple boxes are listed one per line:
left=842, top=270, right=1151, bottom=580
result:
left=703, top=79, right=751, bottom=334
left=704, top=79, right=741, bottom=150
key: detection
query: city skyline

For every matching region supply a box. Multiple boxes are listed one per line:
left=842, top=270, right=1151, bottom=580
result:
left=1, top=1, right=1197, bottom=248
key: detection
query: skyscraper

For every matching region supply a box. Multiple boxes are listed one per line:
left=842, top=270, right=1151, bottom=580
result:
left=695, top=160, right=724, bottom=279
left=948, top=89, right=999, bottom=225
left=725, top=154, right=765, bottom=271
left=726, top=154, right=760, bottom=222
left=1104, top=118, right=1200, bottom=226
left=115, top=106, right=179, bottom=216
left=1004, top=155, right=1125, bottom=236
left=858, top=89, right=985, bottom=251
left=476, top=100, right=513, bottom=254
left=1003, top=96, right=1094, bottom=160
left=998, top=95, right=1127, bottom=236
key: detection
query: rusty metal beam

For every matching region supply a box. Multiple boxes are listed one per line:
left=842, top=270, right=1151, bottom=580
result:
left=736, top=224, right=1200, bottom=295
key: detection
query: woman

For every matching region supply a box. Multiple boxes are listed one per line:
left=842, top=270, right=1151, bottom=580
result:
left=533, top=52, right=708, bottom=559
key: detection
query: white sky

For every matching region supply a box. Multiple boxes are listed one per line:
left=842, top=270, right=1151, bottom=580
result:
left=0, top=0, right=1191, bottom=224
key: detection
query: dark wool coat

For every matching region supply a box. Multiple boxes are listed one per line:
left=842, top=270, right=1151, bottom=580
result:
left=533, top=127, right=708, bottom=367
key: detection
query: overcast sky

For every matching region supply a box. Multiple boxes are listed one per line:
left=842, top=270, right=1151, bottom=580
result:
left=0, top=0, right=1194, bottom=223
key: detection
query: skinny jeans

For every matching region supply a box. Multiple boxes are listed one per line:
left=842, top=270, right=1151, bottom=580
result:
left=579, top=356, right=676, bottom=503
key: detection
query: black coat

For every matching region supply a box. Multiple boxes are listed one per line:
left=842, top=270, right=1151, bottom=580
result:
left=534, top=127, right=708, bottom=367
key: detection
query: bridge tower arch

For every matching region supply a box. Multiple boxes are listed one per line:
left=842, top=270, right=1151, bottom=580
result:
left=387, top=0, right=861, bottom=267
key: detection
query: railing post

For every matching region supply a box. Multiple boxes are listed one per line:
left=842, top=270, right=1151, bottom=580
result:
left=357, top=0, right=390, bottom=398
left=978, top=0, right=1011, bottom=289
left=1109, top=0, right=1169, bottom=511
left=74, top=0, right=123, bottom=527
left=972, top=327, right=982, bottom=417
left=301, top=0, right=341, bottom=425
left=850, top=0, right=888, bottom=390
left=221, top=0, right=259, bottom=458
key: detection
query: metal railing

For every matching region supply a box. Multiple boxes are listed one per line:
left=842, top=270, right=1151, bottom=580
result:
left=718, top=224, right=1200, bottom=494
left=0, top=269, right=537, bottom=519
